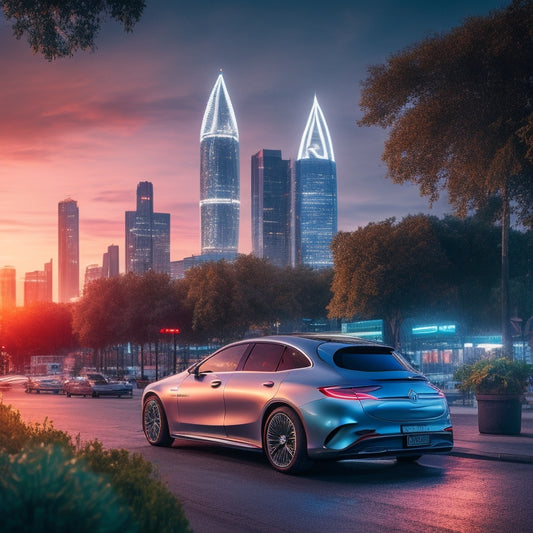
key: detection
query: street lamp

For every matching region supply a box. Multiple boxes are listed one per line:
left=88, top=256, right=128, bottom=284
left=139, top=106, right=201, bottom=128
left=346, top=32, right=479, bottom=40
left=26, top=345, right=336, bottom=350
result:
left=159, top=328, right=180, bottom=374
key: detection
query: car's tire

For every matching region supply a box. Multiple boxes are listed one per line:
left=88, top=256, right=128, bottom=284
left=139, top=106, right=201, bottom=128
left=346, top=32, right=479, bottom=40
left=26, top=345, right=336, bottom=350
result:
left=263, top=406, right=312, bottom=474
left=143, top=395, right=173, bottom=447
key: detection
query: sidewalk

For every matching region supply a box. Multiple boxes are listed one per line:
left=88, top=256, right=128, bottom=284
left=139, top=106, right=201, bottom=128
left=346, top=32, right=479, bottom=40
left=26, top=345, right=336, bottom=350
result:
left=449, top=405, right=533, bottom=464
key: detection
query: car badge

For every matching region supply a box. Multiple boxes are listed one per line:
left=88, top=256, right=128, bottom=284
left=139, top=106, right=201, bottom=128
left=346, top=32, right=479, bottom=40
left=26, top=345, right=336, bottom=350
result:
left=408, top=389, right=418, bottom=402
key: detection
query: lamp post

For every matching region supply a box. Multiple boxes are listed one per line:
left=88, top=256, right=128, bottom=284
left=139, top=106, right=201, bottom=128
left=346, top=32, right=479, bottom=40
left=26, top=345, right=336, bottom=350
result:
left=160, top=328, right=180, bottom=375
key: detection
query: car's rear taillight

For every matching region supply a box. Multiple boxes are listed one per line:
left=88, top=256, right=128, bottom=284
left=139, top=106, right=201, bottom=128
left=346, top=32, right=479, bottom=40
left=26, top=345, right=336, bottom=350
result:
left=319, top=386, right=381, bottom=400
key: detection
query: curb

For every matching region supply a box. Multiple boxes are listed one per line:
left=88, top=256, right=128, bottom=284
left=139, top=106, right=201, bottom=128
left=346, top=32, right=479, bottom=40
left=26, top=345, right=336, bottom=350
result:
left=449, top=447, right=533, bottom=464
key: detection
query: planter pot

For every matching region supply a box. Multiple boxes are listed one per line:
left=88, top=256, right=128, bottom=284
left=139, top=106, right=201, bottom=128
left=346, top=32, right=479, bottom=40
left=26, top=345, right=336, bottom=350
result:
left=476, top=394, right=522, bottom=435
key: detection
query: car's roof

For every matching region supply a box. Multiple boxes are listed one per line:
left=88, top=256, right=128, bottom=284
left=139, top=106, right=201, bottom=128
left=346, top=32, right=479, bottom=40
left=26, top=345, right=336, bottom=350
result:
left=234, top=333, right=392, bottom=351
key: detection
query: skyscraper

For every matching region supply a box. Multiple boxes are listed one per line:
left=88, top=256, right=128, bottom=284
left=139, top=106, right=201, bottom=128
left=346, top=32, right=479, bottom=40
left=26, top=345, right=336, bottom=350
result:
left=251, top=149, right=292, bottom=268
left=125, top=181, right=170, bottom=275
left=0, top=266, right=16, bottom=310
left=24, top=259, right=52, bottom=306
left=102, top=244, right=119, bottom=278
left=200, top=71, right=239, bottom=260
left=58, top=198, right=79, bottom=302
left=295, top=96, right=337, bottom=268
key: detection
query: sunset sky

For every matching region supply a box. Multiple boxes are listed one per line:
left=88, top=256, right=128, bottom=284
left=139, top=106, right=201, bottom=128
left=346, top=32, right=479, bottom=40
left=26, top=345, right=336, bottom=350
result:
left=0, top=0, right=506, bottom=303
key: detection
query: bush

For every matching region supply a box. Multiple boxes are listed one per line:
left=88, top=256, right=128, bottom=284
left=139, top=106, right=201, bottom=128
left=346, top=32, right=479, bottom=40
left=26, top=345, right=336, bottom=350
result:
left=0, top=402, right=72, bottom=454
left=78, top=440, right=191, bottom=533
left=0, top=445, right=134, bottom=533
left=0, top=402, right=191, bottom=532
left=454, top=358, right=531, bottom=395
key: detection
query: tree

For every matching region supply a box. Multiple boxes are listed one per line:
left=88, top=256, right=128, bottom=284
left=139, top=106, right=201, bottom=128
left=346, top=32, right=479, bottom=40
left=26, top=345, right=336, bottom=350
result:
left=2, top=0, right=145, bottom=60
left=73, top=277, right=126, bottom=350
left=185, top=261, right=240, bottom=342
left=328, top=215, right=452, bottom=348
left=358, top=0, right=533, bottom=356
left=3, top=302, right=77, bottom=370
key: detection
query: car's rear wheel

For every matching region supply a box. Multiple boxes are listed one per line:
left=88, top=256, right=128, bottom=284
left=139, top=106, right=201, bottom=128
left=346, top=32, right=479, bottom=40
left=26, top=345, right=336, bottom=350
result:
left=263, top=406, right=311, bottom=474
left=143, top=395, right=173, bottom=447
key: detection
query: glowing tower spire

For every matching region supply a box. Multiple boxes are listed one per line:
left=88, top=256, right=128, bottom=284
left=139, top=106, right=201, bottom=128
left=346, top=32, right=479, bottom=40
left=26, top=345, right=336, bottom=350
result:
left=295, top=96, right=337, bottom=268
left=200, top=71, right=240, bottom=259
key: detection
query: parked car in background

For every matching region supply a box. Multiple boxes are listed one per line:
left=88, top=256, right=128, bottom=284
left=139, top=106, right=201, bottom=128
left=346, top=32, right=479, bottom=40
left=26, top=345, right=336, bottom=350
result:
left=64, top=377, right=94, bottom=397
left=142, top=334, right=453, bottom=474
left=85, top=373, right=133, bottom=398
left=25, top=376, right=64, bottom=394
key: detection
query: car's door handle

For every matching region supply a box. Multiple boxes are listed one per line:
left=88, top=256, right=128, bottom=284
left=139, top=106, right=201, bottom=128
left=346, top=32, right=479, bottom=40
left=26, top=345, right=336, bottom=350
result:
left=210, top=380, right=222, bottom=388
left=262, top=381, right=275, bottom=387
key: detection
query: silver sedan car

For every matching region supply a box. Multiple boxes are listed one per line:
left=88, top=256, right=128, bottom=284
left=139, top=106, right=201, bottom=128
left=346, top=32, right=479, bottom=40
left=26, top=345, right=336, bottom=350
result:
left=142, top=334, right=453, bottom=473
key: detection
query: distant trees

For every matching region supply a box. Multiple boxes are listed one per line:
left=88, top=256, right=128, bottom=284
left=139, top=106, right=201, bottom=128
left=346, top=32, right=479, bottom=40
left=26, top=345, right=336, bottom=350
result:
left=2, top=0, right=145, bottom=60
left=358, top=0, right=533, bottom=355
left=2, top=302, right=77, bottom=371
left=328, top=214, right=533, bottom=349
left=328, top=215, right=452, bottom=348
left=69, top=258, right=333, bottom=370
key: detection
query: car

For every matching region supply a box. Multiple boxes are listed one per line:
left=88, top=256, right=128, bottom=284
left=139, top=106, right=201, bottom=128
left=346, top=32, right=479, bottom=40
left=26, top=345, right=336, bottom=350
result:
left=25, top=376, right=64, bottom=394
left=84, top=373, right=133, bottom=398
left=142, top=334, right=453, bottom=474
left=64, top=377, right=94, bottom=397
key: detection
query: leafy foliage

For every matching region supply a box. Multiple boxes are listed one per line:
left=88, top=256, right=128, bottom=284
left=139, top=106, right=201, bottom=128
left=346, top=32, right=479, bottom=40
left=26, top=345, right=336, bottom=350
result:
left=454, top=358, right=531, bottom=395
left=0, top=402, right=191, bottom=532
left=78, top=440, right=191, bottom=533
left=328, top=215, right=451, bottom=346
left=0, top=445, right=135, bottom=533
left=358, top=0, right=533, bottom=354
left=359, top=0, right=533, bottom=224
left=2, top=0, right=146, bottom=60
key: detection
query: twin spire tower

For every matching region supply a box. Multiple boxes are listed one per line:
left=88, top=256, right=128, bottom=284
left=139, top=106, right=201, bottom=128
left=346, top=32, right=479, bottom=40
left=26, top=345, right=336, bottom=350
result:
left=200, top=71, right=337, bottom=268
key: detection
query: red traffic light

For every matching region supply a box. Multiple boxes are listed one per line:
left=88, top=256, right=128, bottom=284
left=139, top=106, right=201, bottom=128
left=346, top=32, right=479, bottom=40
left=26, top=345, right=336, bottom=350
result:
left=160, top=328, right=180, bottom=334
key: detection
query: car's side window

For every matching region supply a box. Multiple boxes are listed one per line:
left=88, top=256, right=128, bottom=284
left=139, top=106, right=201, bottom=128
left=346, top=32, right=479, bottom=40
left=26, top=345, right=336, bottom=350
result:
left=243, top=343, right=284, bottom=372
left=198, top=344, right=249, bottom=373
left=277, top=347, right=311, bottom=371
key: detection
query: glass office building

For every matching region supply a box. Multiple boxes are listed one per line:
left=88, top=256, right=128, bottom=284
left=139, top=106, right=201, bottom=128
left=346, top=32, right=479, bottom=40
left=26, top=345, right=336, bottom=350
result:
left=125, top=181, right=170, bottom=275
left=58, top=198, right=79, bottom=302
left=295, top=96, right=337, bottom=269
left=251, top=149, right=292, bottom=268
left=200, top=71, right=239, bottom=260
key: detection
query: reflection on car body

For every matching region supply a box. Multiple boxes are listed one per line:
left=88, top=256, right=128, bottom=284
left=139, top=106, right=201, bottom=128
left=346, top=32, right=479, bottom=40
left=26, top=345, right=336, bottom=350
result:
left=142, top=334, right=453, bottom=474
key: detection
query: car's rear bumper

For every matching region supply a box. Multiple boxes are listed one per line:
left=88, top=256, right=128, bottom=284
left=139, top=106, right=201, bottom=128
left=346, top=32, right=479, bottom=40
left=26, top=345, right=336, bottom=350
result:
left=308, top=430, right=453, bottom=460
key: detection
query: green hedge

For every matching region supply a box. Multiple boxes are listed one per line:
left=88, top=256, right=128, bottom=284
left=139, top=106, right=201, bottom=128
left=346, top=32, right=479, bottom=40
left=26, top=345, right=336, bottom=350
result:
left=0, top=402, right=191, bottom=533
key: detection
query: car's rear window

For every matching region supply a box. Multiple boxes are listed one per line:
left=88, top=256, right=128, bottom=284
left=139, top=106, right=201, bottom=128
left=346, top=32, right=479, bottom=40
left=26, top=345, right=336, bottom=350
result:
left=333, top=347, right=412, bottom=372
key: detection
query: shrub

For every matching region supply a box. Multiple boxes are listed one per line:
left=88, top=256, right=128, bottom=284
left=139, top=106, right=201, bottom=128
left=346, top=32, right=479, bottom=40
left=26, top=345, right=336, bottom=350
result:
left=78, top=440, right=191, bottom=533
left=454, top=358, right=531, bottom=395
left=0, top=402, right=72, bottom=454
left=0, top=402, right=191, bottom=532
left=0, top=445, right=134, bottom=533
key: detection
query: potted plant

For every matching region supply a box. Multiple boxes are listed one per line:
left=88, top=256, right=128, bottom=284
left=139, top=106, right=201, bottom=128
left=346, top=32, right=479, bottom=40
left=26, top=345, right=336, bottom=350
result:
left=455, top=358, right=531, bottom=435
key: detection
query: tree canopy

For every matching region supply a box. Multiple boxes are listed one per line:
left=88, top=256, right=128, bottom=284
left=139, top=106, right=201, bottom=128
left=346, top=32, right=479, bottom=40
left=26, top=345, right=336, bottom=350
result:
left=358, top=0, right=533, bottom=355
left=2, top=0, right=145, bottom=60
left=328, top=215, right=452, bottom=347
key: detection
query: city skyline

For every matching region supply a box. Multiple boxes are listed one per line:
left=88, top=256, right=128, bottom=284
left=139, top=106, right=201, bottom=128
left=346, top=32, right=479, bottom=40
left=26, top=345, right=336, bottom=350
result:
left=0, top=1, right=506, bottom=304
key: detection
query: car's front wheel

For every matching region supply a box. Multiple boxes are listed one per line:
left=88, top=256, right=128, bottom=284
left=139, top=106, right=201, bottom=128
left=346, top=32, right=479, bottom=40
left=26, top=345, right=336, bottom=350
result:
left=143, top=395, right=173, bottom=447
left=263, top=406, right=311, bottom=474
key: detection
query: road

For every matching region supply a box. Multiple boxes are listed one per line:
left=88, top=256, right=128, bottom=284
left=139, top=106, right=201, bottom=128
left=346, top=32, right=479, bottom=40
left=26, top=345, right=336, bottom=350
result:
left=2, top=386, right=532, bottom=533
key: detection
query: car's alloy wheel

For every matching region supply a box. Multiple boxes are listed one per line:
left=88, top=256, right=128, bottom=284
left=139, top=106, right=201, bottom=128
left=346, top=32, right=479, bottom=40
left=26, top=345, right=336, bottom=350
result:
left=264, top=407, right=311, bottom=474
left=143, top=396, right=173, bottom=446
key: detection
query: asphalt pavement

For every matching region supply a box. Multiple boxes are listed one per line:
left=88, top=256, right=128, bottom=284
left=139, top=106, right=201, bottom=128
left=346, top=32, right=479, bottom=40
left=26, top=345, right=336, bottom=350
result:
left=449, top=404, right=533, bottom=464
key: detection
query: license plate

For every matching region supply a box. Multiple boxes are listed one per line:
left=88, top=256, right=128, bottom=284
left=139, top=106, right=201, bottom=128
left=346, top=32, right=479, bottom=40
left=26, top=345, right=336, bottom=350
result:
left=406, top=434, right=430, bottom=447
left=402, top=424, right=431, bottom=434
